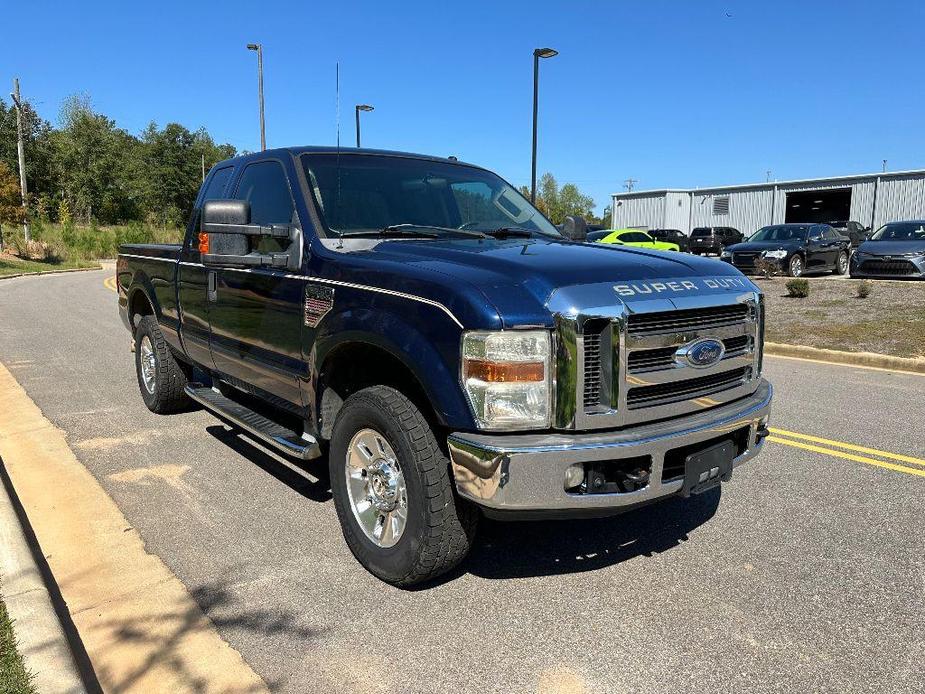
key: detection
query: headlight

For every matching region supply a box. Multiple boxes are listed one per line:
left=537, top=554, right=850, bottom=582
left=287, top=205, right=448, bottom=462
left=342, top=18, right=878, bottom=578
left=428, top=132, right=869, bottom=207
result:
left=762, top=249, right=788, bottom=259
left=461, top=330, right=552, bottom=430
left=720, top=250, right=732, bottom=259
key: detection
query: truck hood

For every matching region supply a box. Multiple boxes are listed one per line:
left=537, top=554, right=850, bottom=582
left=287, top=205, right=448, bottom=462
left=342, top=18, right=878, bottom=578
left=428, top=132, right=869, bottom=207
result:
left=320, top=237, right=758, bottom=328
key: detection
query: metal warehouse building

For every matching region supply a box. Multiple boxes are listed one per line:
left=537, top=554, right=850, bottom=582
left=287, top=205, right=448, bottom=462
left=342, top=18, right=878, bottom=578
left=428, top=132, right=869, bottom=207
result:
left=610, top=169, right=925, bottom=235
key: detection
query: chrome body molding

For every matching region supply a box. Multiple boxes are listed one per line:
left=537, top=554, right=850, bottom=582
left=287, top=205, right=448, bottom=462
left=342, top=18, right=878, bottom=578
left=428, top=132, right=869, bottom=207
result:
left=448, top=380, right=772, bottom=512
left=174, top=260, right=465, bottom=329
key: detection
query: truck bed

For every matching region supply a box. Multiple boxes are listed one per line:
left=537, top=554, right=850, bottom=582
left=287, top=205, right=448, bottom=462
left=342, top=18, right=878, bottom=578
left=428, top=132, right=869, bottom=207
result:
left=119, top=243, right=182, bottom=260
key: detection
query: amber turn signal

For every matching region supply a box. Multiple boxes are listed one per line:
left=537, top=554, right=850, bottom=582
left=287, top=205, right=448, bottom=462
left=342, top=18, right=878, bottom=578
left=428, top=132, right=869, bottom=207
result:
left=464, top=359, right=545, bottom=383
left=198, top=232, right=210, bottom=253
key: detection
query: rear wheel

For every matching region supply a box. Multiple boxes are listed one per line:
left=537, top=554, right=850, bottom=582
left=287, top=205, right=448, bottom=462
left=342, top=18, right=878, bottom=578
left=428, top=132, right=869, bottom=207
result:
left=833, top=251, right=849, bottom=275
left=134, top=316, right=191, bottom=413
left=787, top=254, right=804, bottom=277
left=329, top=386, right=478, bottom=586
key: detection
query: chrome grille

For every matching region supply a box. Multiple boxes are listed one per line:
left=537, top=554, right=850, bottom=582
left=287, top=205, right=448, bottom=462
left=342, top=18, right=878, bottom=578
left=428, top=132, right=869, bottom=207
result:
left=582, top=332, right=602, bottom=408
left=627, top=334, right=751, bottom=373
left=627, top=367, right=750, bottom=410
left=626, top=304, right=749, bottom=336
left=571, top=295, right=761, bottom=431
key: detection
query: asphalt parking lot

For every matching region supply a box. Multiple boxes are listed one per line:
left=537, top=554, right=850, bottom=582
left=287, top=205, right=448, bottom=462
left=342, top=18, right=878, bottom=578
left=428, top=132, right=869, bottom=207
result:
left=1, top=269, right=922, bottom=693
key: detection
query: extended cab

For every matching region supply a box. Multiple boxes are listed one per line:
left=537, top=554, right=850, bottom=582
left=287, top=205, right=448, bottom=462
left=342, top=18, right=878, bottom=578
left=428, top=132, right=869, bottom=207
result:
left=118, top=147, right=773, bottom=585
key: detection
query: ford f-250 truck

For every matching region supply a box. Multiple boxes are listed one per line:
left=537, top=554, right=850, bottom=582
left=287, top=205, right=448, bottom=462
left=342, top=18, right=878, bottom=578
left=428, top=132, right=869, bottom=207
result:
left=118, top=147, right=773, bottom=586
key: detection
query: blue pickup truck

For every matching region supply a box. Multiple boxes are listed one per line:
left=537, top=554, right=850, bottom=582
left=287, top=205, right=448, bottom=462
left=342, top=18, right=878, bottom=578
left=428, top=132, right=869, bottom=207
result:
left=118, top=147, right=773, bottom=586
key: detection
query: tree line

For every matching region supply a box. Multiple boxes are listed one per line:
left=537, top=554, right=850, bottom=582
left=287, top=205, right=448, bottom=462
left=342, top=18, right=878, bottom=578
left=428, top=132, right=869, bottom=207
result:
left=1, top=92, right=606, bottom=232
left=0, top=94, right=236, bottom=228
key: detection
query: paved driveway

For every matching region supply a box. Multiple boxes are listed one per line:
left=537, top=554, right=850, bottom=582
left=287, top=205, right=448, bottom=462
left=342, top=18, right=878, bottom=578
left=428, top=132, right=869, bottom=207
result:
left=0, top=269, right=922, bottom=693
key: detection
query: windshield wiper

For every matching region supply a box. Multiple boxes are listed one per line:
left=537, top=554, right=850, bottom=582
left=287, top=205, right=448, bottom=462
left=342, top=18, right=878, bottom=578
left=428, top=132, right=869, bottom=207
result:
left=482, top=226, right=534, bottom=238
left=338, top=224, right=485, bottom=239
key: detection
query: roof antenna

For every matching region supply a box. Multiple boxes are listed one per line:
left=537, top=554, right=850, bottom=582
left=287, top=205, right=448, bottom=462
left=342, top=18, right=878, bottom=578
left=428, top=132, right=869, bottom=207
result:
left=336, top=61, right=343, bottom=249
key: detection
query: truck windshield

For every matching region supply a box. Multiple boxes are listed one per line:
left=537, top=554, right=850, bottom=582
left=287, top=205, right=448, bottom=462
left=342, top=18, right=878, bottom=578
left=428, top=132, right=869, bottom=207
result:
left=300, top=153, right=562, bottom=239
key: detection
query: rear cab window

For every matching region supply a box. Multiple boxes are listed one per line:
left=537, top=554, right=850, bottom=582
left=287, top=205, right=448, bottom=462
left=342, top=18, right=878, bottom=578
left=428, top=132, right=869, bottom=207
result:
left=234, top=160, right=297, bottom=254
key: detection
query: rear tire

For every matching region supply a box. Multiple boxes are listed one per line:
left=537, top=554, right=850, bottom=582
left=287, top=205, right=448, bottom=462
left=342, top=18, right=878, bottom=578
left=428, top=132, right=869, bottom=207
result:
left=833, top=251, right=849, bottom=275
left=134, top=316, right=191, bottom=414
left=329, top=386, right=478, bottom=586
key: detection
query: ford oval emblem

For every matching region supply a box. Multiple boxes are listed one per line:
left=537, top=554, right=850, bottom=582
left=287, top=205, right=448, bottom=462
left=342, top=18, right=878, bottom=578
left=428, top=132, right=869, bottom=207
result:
left=677, top=338, right=725, bottom=369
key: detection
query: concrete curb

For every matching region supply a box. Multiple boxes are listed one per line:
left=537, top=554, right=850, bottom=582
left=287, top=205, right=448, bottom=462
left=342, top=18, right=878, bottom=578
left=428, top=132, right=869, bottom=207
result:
left=765, top=341, right=925, bottom=374
left=0, top=265, right=102, bottom=281
left=0, top=464, right=89, bottom=694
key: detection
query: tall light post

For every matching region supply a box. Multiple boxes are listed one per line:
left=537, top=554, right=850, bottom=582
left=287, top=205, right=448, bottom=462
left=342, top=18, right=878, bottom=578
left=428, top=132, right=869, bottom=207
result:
left=355, top=104, right=374, bottom=148
left=246, top=43, right=266, bottom=150
left=531, top=47, right=558, bottom=204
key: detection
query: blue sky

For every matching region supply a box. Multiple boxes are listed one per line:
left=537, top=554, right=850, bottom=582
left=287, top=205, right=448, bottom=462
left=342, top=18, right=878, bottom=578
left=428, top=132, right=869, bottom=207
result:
left=6, top=1, right=925, bottom=213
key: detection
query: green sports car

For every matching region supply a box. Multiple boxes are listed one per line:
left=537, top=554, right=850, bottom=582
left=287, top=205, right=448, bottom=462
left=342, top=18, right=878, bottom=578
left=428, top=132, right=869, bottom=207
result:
left=596, top=228, right=680, bottom=252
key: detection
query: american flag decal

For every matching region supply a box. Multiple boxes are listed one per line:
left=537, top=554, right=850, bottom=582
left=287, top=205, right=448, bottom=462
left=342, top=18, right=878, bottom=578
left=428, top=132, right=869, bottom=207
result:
left=304, top=285, right=334, bottom=327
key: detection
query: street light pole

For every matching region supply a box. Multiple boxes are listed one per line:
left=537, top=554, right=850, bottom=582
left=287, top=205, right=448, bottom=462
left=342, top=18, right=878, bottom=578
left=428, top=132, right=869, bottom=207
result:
left=247, top=43, right=266, bottom=150
left=355, top=104, right=374, bottom=148
left=10, top=78, right=29, bottom=241
left=531, top=48, right=558, bottom=204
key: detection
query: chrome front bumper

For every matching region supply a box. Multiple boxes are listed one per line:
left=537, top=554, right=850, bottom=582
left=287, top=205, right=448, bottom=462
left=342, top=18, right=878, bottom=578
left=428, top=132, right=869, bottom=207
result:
left=448, top=380, right=772, bottom=516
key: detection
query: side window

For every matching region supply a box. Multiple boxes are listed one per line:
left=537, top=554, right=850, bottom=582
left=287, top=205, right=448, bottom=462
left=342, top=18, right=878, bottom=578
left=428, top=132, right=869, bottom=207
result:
left=187, top=167, right=233, bottom=253
left=825, top=226, right=840, bottom=240
left=808, top=225, right=823, bottom=241
left=234, top=161, right=296, bottom=253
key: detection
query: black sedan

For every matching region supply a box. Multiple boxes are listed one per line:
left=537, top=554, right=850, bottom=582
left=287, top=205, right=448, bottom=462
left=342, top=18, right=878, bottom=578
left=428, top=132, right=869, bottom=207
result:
left=849, top=220, right=925, bottom=280
left=721, top=223, right=851, bottom=277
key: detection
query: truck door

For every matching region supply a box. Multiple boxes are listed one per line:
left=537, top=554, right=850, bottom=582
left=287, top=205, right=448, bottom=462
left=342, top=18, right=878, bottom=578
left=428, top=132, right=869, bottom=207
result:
left=207, top=159, right=305, bottom=407
left=178, top=165, right=234, bottom=370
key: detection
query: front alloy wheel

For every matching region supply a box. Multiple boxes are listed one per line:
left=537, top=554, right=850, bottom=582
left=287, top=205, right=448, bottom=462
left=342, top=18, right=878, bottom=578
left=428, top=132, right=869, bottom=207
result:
left=329, top=386, right=477, bottom=586
left=788, top=254, right=804, bottom=277
left=345, top=428, right=408, bottom=548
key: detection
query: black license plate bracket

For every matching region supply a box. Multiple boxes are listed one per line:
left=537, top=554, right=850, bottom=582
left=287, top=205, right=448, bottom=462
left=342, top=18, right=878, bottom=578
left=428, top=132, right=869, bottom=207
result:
left=681, top=439, right=735, bottom=497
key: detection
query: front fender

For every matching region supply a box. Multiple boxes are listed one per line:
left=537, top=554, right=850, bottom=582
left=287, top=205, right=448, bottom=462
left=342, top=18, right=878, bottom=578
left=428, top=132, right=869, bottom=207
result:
left=311, top=306, right=475, bottom=431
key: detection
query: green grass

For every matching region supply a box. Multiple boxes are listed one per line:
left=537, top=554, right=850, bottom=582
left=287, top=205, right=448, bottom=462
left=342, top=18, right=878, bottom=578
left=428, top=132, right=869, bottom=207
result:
left=0, top=586, right=37, bottom=694
left=0, top=256, right=99, bottom=278
left=4, top=221, right=184, bottom=262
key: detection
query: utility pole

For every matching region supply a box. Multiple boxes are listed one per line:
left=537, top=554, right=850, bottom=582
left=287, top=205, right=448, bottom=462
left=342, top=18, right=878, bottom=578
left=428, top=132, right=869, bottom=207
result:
left=882, top=159, right=887, bottom=173
left=766, top=170, right=771, bottom=182
left=201, top=153, right=206, bottom=182
left=623, top=178, right=637, bottom=192
left=531, top=47, right=558, bottom=203
left=10, top=78, right=29, bottom=242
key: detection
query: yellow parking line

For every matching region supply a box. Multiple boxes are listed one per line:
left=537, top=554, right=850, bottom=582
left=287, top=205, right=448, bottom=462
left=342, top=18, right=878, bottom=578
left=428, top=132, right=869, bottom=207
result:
left=104, top=276, right=117, bottom=292
left=767, top=436, right=925, bottom=478
left=769, top=427, right=925, bottom=468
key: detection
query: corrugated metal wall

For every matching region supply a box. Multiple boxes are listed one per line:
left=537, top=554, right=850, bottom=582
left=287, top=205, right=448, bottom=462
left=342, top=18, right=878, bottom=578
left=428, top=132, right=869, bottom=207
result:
left=691, top=188, right=774, bottom=235
left=611, top=193, right=664, bottom=230
left=874, top=176, right=925, bottom=227
left=664, top=192, right=691, bottom=230
left=613, top=173, right=925, bottom=235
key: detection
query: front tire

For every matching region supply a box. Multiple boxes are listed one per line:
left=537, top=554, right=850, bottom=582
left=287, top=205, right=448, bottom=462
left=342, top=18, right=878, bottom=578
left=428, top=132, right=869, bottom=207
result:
left=329, top=386, right=477, bottom=586
left=134, top=316, right=191, bottom=413
left=833, top=251, right=849, bottom=275
left=787, top=254, right=804, bottom=277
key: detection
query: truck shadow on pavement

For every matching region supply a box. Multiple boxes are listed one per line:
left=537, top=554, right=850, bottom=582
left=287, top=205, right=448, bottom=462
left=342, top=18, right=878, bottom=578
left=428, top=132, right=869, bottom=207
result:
left=206, top=425, right=332, bottom=503
left=452, top=487, right=722, bottom=583
left=200, top=425, right=719, bottom=586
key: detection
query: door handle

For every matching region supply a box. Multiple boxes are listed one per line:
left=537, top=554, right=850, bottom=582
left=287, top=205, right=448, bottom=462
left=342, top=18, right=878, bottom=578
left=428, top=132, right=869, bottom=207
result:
left=207, top=271, right=217, bottom=302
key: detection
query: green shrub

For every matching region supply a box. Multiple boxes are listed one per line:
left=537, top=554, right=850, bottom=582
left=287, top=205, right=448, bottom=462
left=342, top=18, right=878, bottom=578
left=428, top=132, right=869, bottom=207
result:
left=786, top=278, right=810, bottom=298
left=856, top=280, right=873, bottom=299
